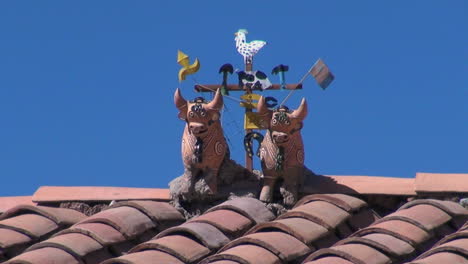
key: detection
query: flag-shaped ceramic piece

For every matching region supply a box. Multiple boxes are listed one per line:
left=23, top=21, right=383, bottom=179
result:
left=310, top=59, right=334, bottom=89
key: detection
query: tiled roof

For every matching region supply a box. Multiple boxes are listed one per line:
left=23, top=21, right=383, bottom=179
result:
left=5, top=201, right=184, bottom=264
left=0, top=172, right=466, bottom=264
left=103, top=197, right=274, bottom=264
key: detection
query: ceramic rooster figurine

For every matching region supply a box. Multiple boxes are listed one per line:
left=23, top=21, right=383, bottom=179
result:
left=235, top=29, right=267, bottom=64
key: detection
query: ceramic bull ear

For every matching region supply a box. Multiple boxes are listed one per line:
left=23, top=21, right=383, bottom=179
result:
left=257, top=96, right=273, bottom=116
left=290, top=98, right=308, bottom=121
left=174, top=88, right=188, bottom=120
left=205, top=89, right=223, bottom=111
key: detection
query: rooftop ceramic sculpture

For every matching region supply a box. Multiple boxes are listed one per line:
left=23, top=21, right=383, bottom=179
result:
left=173, top=88, right=227, bottom=199
left=256, top=97, right=308, bottom=206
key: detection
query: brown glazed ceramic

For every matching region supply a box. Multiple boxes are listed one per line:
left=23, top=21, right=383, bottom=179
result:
left=174, top=88, right=227, bottom=194
left=256, top=96, right=307, bottom=206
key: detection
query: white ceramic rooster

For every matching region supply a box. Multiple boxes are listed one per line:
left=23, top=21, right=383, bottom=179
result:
left=235, top=29, right=267, bottom=64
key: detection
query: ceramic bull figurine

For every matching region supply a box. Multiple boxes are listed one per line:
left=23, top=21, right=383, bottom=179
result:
left=256, top=96, right=307, bottom=205
left=174, top=88, right=227, bottom=195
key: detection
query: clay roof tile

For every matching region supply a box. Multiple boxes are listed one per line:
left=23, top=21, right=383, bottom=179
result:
left=294, top=194, right=367, bottom=212
left=303, top=243, right=391, bottom=264
left=219, top=231, right=310, bottom=263
left=80, top=206, right=155, bottom=239
left=101, top=250, right=184, bottom=264
left=5, top=247, right=81, bottom=264
left=203, top=244, right=282, bottom=264
left=26, top=232, right=112, bottom=264
left=0, top=197, right=35, bottom=215
left=129, top=234, right=210, bottom=263
left=155, top=222, right=230, bottom=250
left=206, top=197, right=275, bottom=224
left=188, top=209, right=253, bottom=237
left=109, top=200, right=184, bottom=229
left=279, top=201, right=350, bottom=230
left=0, top=205, right=86, bottom=226
left=0, top=214, right=58, bottom=239
left=247, top=217, right=329, bottom=245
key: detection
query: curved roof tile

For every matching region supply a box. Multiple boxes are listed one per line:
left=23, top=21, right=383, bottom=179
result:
left=0, top=205, right=86, bottom=226
left=26, top=232, right=111, bottom=264
left=109, top=200, right=184, bottom=229
left=220, top=231, right=310, bottom=263
left=279, top=201, right=351, bottom=230
left=130, top=234, right=210, bottom=263
left=205, top=197, right=274, bottom=225
left=155, top=222, right=230, bottom=250
left=188, top=209, right=252, bottom=237
left=203, top=244, right=282, bottom=264
left=101, top=250, right=184, bottom=264
left=247, top=217, right=329, bottom=245
left=294, top=194, right=367, bottom=212
left=80, top=206, right=155, bottom=239
left=6, top=247, right=81, bottom=264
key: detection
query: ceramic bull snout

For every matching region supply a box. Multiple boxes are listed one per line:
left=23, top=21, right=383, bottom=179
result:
left=174, top=88, right=227, bottom=195
left=257, top=96, right=307, bottom=206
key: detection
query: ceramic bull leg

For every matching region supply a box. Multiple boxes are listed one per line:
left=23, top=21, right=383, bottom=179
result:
left=259, top=175, right=276, bottom=203
left=174, top=88, right=227, bottom=198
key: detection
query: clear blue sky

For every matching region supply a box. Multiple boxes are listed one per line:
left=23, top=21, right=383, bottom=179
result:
left=0, top=1, right=466, bottom=196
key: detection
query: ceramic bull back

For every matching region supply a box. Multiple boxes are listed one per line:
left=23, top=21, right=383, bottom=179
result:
left=174, top=88, right=227, bottom=196
left=256, top=96, right=307, bottom=205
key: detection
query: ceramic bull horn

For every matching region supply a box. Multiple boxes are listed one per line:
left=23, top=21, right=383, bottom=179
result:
left=173, top=88, right=227, bottom=196
left=256, top=97, right=307, bottom=206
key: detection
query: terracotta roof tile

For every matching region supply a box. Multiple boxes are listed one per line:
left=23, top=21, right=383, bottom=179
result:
left=280, top=201, right=351, bottom=230
left=188, top=209, right=253, bottom=237
left=0, top=205, right=86, bottom=226
left=407, top=252, right=468, bottom=264
left=384, top=204, right=452, bottom=231
left=80, top=206, right=156, bottom=239
left=415, top=172, right=468, bottom=193
left=102, top=250, right=185, bottom=264
left=204, top=244, right=282, bottom=264
left=302, top=199, right=468, bottom=264
left=248, top=217, right=329, bottom=245
left=56, top=222, right=126, bottom=246
left=304, top=175, right=416, bottom=195
left=295, top=193, right=367, bottom=212
left=155, top=222, right=230, bottom=250
left=204, top=194, right=377, bottom=264
left=6, top=247, right=80, bottom=264
left=110, top=200, right=184, bottom=229
left=4, top=201, right=183, bottom=263
left=220, top=231, right=310, bottom=263
left=304, top=256, right=354, bottom=264
left=0, top=197, right=35, bottom=215
left=205, top=197, right=275, bottom=224
left=0, top=205, right=85, bottom=260
left=407, top=228, right=468, bottom=263
left=105, top=197, right=272, bottom=264
left=32, top=186, right=170, bottom=203
left=0, top=214, right=58, bottom=238
left=26, top=232, right=112, bottom=264
left=130, top=234, right=210, bottom=263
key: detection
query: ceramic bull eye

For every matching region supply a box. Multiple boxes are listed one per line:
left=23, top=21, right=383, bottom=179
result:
left=189, top=111, right=194, bottom=118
